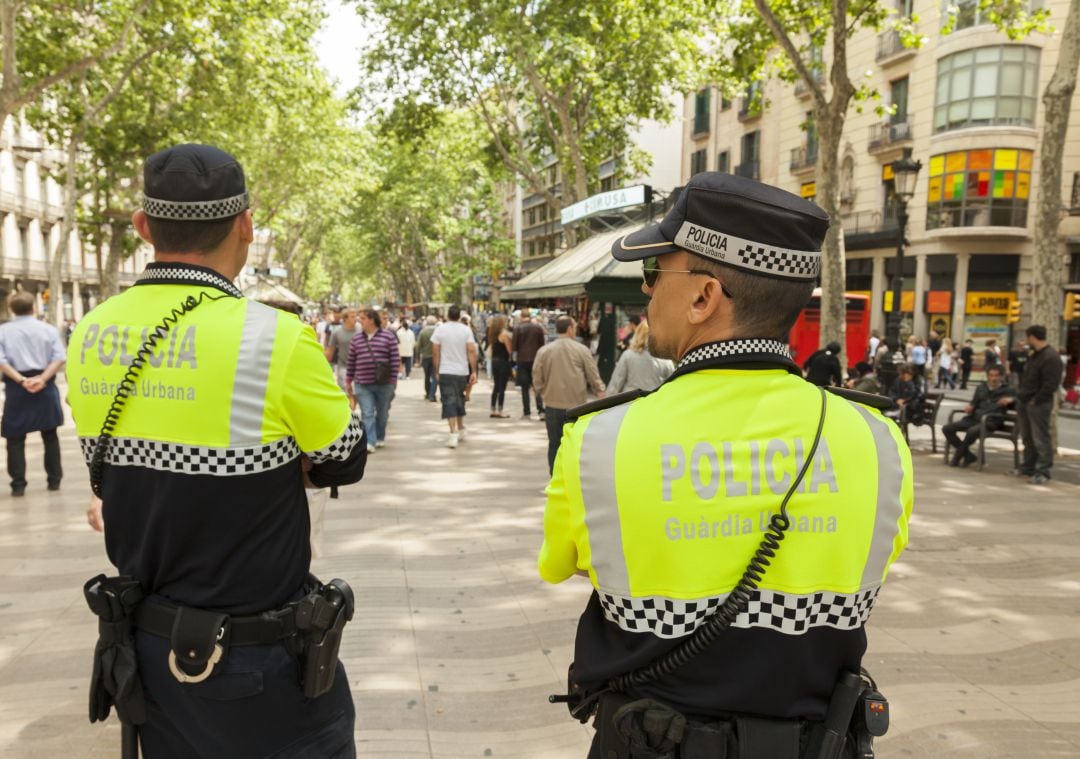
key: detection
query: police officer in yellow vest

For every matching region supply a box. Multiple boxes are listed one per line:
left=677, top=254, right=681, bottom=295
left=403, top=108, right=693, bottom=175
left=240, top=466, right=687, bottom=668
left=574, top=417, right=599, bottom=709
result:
left=68, top=144, right=367, bottom=757
left=540, top=173, right=913, bottom=759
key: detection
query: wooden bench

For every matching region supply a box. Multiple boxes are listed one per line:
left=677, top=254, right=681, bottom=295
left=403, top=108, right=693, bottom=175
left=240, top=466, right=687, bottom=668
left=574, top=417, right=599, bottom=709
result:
left=899, top=391, right=944, bottom=452
left=942, top=408, right=1020, bottom=471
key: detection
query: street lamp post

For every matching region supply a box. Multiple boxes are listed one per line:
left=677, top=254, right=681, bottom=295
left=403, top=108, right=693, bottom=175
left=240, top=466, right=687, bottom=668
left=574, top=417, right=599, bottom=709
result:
left=880, top=147, right=922, bottom=390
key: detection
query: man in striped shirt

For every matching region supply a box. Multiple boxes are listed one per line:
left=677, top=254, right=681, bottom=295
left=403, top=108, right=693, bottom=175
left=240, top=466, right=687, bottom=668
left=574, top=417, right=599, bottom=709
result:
left=347, top=309, right=400, bottom=452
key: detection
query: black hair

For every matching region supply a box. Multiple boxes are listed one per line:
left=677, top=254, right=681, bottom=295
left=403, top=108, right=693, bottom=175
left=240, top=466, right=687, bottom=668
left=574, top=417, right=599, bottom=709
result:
left=699, top=258, right=814, bottom=340
left=1026, top=324, right=1047, bottom=341
left=363, top=308, right=382, bottom=328
left=146, top=214, right=239, bottom=254
left=448, top=305, right=461, bottom=321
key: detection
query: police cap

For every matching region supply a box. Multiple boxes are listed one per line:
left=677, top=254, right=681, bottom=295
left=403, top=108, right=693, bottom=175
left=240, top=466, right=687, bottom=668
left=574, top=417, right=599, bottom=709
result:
left=142, top=143, right=249, bottom=221
left=612, top=172, right=829, bottom=282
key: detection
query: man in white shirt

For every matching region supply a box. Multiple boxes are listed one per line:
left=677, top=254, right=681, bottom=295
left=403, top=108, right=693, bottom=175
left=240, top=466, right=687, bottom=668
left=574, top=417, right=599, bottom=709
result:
left=431, top=305, right=477, bottom=448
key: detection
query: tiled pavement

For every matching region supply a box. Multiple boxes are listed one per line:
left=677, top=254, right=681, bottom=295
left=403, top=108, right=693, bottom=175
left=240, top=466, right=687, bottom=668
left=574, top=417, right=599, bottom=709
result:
left=0, top=375, right=1078, bottom=757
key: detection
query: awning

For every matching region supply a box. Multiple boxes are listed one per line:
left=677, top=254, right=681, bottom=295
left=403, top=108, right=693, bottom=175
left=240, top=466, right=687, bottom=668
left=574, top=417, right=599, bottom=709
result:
left=501, top=225, right=646, bottom=301
left=242, top=279, right=307, bottom=306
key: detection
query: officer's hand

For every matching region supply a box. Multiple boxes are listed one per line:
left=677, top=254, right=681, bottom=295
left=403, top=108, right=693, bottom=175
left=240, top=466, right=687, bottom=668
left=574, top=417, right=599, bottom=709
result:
left=87, top=496, right=104, bottom=533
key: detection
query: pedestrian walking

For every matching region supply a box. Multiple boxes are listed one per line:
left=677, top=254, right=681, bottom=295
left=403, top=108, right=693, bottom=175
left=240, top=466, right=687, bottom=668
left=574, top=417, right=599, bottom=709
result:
left=397, top=319, right=416, bottom=379
left=418, top=315, right=438, bottom=401
left=803, top=340, right=844, bottom=387
left=68, top=144, right=365, bottom=757
left=533, top=315, right=605, bottom=473
left=935, top=337, right=957, bottom=389
left=910, top=338, right=928, bottom=379
left=0, top=291, right=65, bottom=496
left=432, top=305, right=477, bottom=448
left=606, top=322, right=673, bottom=395
left=487, top=314, right=513, bottom=417
left=512, top=307, right=547, bottom=419
left=326, top=307, right=358, bottom=411
left=960, top=339, right=975, bottom=389
left=539, top=172, right=912, bottom=758
left=1011, top=325, right=1063, bottom=484
left=348, top=308, right=400, bottom=452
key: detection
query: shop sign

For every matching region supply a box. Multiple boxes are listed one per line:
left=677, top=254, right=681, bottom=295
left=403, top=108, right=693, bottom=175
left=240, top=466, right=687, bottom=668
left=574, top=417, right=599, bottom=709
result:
left=883, top=290, right=915, bottom=312
left=801, top=182, right=816, bottom=199
left=560, top=185, right=650, bottom=226
left=925, top=290, right=952, bottom=313
left=966, top=291, right=1014, bottom=315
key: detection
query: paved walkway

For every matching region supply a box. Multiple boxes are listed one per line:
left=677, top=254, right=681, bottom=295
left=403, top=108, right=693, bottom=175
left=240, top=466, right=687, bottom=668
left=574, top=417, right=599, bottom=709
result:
left=1, top=375, right=1078, bottom=757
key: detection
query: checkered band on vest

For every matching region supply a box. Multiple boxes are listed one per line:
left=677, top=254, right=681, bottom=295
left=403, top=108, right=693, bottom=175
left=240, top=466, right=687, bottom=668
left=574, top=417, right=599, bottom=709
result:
left=678, top=339, right=792, bottom=369
left=598, top=587, right=879, bottom=639
left=307, top=416, right=364, bottom=464
left=734, top=242, right=819, bottom=279
left=136, top=266, right=244, bottom=298
left=143, top=191, right=249, bottom=221
left=80, top=436, right=300, bottom=476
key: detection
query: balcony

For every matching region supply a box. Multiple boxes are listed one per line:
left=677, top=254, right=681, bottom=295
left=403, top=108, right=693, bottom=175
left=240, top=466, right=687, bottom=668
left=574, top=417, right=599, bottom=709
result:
left=876, top=30, right=916, bottom=65
left=734, top=161, right=760, bottom=180
left=794, top=71, right=825, bottom=99
left=737, top=100, right=762, bottom=122
left=868, top=120, right=913, bottom=152
left=842, top=210, right=900, bottom=250
left=789, top=146, right=818, bottom=174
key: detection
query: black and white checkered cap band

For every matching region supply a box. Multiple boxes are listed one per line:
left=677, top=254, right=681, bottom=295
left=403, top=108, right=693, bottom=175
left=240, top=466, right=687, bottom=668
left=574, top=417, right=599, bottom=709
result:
left=678, top=339, right=791, bottom=369
left=80, top=435, right=300, bottom=476
left=136, top=266, right=243, bottom=298
left=599, top=587, right=879, bottom=639
left=143, top=191, right=249, bottom=221
left=307, top=416, right=364, bottom=464
left=673, top=222, right=820, bottom=280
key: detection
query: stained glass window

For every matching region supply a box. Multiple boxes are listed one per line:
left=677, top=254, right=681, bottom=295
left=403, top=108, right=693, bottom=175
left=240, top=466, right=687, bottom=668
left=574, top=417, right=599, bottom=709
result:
left=926, top=148, right=1032, bottom=229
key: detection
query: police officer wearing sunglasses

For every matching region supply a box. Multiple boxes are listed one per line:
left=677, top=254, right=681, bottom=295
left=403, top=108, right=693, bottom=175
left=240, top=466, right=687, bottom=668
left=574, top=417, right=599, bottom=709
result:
left=540, top=172, right=913, bottom=758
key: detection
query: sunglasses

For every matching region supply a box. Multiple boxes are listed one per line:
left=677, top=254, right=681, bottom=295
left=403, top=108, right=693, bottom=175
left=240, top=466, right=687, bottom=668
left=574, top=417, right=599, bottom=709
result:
left=641, top=256, right=734, bottom=298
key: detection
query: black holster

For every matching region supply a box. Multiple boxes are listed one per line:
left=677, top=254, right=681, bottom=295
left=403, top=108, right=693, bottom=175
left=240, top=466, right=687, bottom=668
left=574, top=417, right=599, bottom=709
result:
left=291, top=578, right=354, bottom=698
left=84, top=574, right=147, bottom=726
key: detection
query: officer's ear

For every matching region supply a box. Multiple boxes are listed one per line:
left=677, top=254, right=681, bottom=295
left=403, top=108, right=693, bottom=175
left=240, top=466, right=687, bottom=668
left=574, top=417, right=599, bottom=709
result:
left=132, top=210, right=154, bottom=245
left=235, top=209, right=254, bottom=244
left=687, top=276, right=729, bottom=326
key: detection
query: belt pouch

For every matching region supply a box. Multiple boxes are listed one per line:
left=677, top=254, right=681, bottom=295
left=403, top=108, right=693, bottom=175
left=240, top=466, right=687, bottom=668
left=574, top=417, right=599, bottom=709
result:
left=734, top=716, right=801, bottom=759
left=170, top=606, right=229, bottom=678
left=681, top=720, right=735, bottom=759
left=610, top=697, right=686, bottom=759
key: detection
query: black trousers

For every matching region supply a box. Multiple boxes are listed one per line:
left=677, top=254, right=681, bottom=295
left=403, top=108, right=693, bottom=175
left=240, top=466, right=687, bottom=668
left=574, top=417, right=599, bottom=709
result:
left=544, top=407, right=568, bottom=475
left=942, top=416, right=1001, bottom=459
left=421, top=356, right=437, bottom=400
left=517, top=362, right=544, bottom=415
left=6, top=428, right=61, bottom=492
left=135, top=630, right=355, bottom=758
left=1018, top=400, right=1054, bottom=477
left=960, top=365, right=972, bottom=389
left=490, top=358, right=512, bottom=411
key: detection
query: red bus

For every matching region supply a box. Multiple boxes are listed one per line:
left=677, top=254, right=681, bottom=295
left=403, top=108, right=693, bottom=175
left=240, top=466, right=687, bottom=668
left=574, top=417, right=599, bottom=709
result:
left=789, top=289, right=871, bottom=370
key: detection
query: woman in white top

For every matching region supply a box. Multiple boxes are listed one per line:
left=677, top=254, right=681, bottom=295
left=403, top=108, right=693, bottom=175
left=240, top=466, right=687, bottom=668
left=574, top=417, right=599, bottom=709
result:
left=607, top=322, right=674, bottom=394
left=935, top=337, right=957, bottom=389
left=397, top=319, right=417, bottom=378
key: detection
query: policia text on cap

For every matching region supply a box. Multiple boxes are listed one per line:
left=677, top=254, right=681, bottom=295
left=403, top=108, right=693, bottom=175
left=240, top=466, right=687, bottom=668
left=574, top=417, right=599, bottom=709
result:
left=69, top=144, right=368, bottom=758
left=541, top=172, right=913, bottom=759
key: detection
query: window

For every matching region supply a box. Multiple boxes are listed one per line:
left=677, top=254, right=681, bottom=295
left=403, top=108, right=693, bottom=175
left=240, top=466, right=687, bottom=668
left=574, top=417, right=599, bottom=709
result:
left=717, top=150, right=730, bottom=173
left=721, top=95, right=732, bottom=111
left=693, top=89, right=711, bottom=135
left=926, top=148, right=1033, bottom=229
left=942, top=0, right=1035, bottom=31
left=690, top=148, right=708, bottom=176
left=600, top=176, right=614, bottom=192
left=804, top=112, right=819, bottom=162
left=890, top=77, right=909, bottom=124
left=737, top=131, right=760, bottom=178
left=934, top=46, right=1039, bottom=133
left=13, top=161, right=25, bottom=198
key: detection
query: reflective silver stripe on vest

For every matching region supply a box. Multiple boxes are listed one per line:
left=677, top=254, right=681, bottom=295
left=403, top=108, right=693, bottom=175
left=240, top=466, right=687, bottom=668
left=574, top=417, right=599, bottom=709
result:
left=230, top=301, right=278, bottom=445
left=853, top=404, right=905, bottom=589
left=579, top=403, right=633, bottom=595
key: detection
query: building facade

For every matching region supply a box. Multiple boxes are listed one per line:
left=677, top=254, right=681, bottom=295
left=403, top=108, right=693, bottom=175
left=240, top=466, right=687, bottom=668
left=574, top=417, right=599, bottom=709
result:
left=0, top=117, right=148, bottom=322
left=682, top=0, right=1080, bottom=370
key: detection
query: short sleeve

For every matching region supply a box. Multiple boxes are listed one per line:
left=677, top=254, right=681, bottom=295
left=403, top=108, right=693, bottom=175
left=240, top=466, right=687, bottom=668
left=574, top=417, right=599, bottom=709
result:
left=278, top=325, right=360, bottom=460
left=48, top=327, right=66, bottom=363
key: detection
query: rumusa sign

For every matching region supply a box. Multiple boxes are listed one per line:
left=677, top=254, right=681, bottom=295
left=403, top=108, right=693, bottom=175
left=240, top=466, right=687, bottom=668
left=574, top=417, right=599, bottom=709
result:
left=560, top=185, right=651, bottom=226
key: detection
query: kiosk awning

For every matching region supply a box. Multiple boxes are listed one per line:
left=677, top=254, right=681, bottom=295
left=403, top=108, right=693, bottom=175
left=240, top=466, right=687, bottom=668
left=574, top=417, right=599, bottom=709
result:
left=501, top=225, right=646, bottom=301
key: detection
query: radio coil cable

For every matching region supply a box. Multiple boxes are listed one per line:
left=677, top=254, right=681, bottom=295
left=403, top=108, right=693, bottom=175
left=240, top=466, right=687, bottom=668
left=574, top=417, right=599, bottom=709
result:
left=89, top=291, right=228, bottom=498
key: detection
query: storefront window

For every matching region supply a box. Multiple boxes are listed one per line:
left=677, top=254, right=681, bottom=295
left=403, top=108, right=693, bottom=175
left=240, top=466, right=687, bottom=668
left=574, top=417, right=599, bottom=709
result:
left=933, top=46, right=1039, bottom=133
left=926, top=148, right=1032, bottom=229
